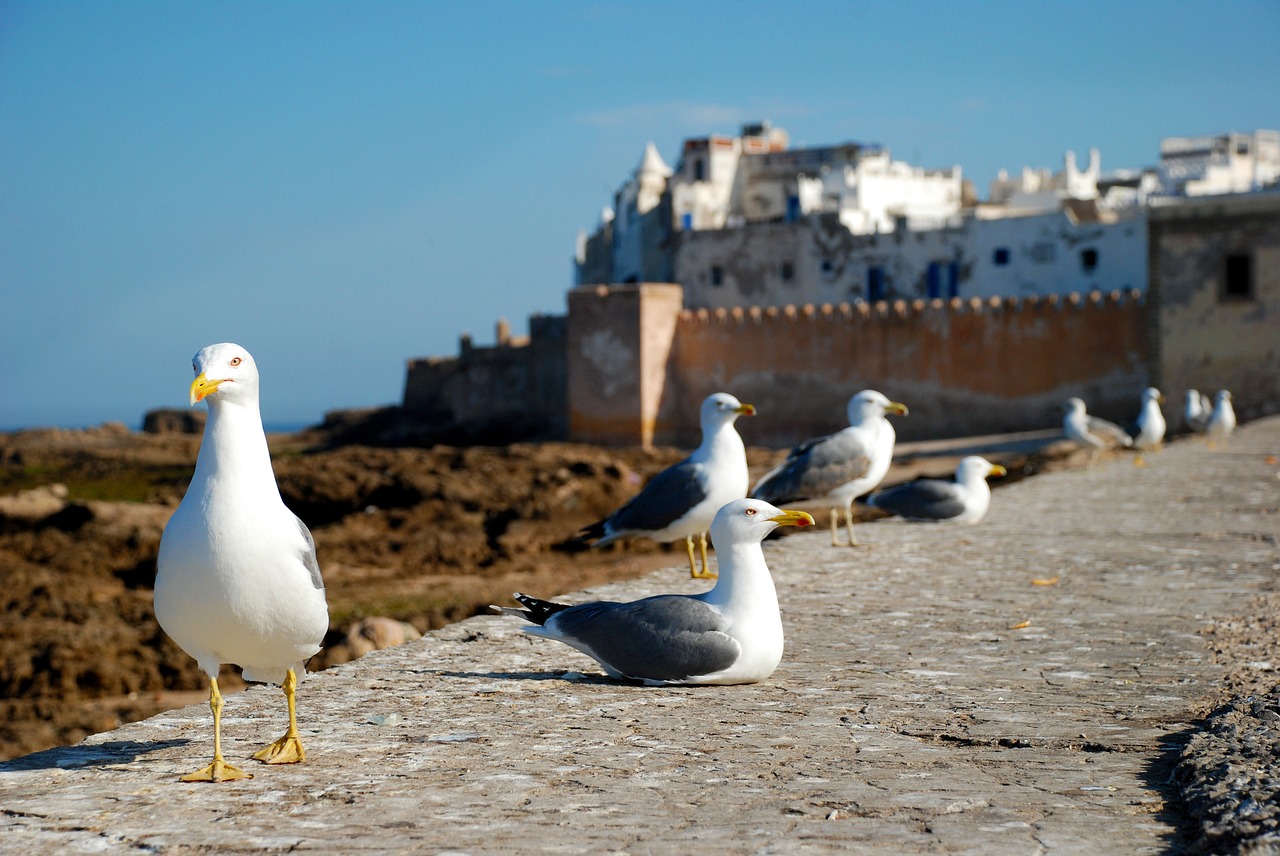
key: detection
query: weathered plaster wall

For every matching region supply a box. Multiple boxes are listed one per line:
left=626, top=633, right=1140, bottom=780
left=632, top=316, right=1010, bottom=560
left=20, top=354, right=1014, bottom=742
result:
left=658, top=291, right=1148, bottom=447
left=673, top=211, right=1146, bottom=312
left=565, top=284, right=684, bottom=445
left=1148, top=193, right=1280, bottom=422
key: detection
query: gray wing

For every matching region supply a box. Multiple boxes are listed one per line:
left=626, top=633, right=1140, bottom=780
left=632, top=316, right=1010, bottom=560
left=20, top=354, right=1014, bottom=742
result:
left=294, top=514, right=325, bottom=590
left=868, top=479, right=966, bottom=521
left=752, top=432, right=871, bottom=503
left=605, top=459, right=707, bottom=535
left=1085, top=416, right=1134, bottom=447
left=549, top=595, right=739, bottom=682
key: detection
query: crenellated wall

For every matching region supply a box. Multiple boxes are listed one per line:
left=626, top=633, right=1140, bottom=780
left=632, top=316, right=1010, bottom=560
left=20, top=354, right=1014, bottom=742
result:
left=658, top=290, right=1148, bottom=446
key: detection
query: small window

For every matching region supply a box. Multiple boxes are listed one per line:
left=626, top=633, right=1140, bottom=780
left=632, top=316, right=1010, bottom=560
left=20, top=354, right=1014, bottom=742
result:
left=820, top=259, right=834, bottom=275
left=710, top=265, right=724, bottom=287
left=1081, top=248, right=1099, bottom=272
left=694, top=159, right=706, bottom=182
left=993, top=247, right=1010, bottom=266
left=1030, top=242, right=1056, bottom=263
left=780, top=261, right=794, bottom=282
left=1223, top=253, right=1254, bottom=301
left=867, top=266, right=886, bottom=302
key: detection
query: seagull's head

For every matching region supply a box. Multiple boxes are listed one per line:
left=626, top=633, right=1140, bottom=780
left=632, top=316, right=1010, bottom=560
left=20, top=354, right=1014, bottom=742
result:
left=711, top=498, right=814, bottom=546
left=1063, top=397, right=1087, bottom=416
left=847, top=390, right=908, bottom=426
left=1216, top=390, right=1233, bottom=403
left=957, top=455, right=1006, bottom=483
left=1144, top=387, right=1164, bottom=404
left=189, top=343, right=260, bottom=407
left=701, top=392, right=756, bottom=428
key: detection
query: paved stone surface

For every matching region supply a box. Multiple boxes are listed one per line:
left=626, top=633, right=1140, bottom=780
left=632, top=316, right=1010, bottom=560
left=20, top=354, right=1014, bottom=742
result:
left=2, top=419, right=1278, bottom=854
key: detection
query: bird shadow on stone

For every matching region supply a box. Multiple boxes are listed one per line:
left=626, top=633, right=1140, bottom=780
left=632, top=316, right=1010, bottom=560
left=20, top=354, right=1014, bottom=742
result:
left=0, top=738, right=189, bottom=772
left=435, top=669, right=619, bottom=685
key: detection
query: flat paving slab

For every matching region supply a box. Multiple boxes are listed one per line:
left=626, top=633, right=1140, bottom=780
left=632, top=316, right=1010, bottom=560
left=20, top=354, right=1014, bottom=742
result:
left=2, top=419, right=1278, bottom=854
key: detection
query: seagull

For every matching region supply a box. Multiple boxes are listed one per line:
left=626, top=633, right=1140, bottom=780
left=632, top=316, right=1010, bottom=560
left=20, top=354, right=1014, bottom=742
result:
left=1183, top=389, right=1212, bottom=434
left=498, top=499, right=814, bottom=685
left=576, top=392, right=755, bottom=579
left=750, top=389, right=908, bottom=547
left=866, top=456, right=1007, bottom=524
left=1062, top=396, right=1132, bottom=469
left=155, top=343, right=329, bottom=783
left=1206, top=390, right=1237, bottom=449
left=1129, top=387, right=1166, bottom=466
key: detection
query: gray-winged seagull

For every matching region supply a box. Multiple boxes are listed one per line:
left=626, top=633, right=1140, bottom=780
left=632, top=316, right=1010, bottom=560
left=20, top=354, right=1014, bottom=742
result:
left=750, top=389, right=907, bottom=547
left=1206, top=390, right=1237, bottom=449
left=1062, top=396, right=1132, bottom=469
left=577, top=392, right=755, bottom=579
left=500, top=499, right=813, bottom=685
left=867, top=456, right=1006, bottom=523
left=155, top=343, right=329, bottom=782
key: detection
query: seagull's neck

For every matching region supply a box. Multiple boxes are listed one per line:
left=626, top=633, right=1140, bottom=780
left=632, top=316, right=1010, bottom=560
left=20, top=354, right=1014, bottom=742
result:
left=701, top=540, right=776, bottom=611
left=190, top=400, right=281, bottom=501
left=690, top=420, right=744, bottom=465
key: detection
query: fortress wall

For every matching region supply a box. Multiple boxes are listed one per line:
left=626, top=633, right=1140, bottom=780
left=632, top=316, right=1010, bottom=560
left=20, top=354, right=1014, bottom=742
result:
left=659, top=290, right=1148, bottom=447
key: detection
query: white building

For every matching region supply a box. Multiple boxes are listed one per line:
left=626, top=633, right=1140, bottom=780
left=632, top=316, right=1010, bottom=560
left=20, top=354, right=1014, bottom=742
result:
left=1156, top=130, right=1280, bottom=197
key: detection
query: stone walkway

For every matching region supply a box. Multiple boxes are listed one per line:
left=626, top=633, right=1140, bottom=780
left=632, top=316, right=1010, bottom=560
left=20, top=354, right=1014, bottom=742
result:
left=2, top=419, right=1278, bottom=854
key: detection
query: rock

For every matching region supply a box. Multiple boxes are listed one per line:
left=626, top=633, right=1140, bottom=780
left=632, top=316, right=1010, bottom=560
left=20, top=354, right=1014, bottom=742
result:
left=141, top=409, right=205, bottom=435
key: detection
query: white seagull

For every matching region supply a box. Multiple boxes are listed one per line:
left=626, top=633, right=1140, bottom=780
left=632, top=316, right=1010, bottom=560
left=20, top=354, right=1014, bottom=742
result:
left=1183, top=389, right=1212, bottom=434
left=155, top=343, right=329, bottom=783
left=1206, top=390, right=1237, bottom=449
left=866, top=456, right=1007, bottom=524
left=499, top=499, right=814, bottom=685
left=1129, top=387, right=1166, bottom=466
left=576, top=392, right=755, bottom=579
left=1062, top=396, right=1132, bottom=469
left=751, top=389, right=908, bottom=547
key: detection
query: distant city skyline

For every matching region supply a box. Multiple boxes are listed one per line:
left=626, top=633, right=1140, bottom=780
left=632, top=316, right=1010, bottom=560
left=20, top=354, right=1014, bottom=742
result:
left=3, top=0, right=1278, bottom=429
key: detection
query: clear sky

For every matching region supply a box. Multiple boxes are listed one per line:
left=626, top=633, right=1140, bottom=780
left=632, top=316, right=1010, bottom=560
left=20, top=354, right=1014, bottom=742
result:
left=2, top=1, right=1277, bottom=430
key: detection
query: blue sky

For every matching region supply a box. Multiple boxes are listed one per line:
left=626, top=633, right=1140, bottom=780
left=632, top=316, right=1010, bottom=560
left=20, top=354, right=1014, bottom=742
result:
left=2, top=1, right=1277, bottom=430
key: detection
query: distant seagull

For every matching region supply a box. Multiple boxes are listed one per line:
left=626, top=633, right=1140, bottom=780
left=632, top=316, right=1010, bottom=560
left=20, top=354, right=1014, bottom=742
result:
left=576, top=392, right=755, bottom=579
left=751, top=389, right=908, bottom=547
left=155, top=343, right=329, bottom=783
left=1129, top=387, right=1166, bottom=466
left=498, top=499, right=814, bottom=685
left=867, top=456, right=1007, bottom=524
left=1183, top=389, right=1212, bottom=434
left=1206, top=390, right=1237, bottom=449
left=1062, top=397, right=1132, bottom=469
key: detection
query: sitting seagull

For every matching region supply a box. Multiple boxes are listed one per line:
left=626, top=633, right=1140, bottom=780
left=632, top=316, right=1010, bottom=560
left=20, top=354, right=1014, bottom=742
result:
left=1062, top=396, right=1132, bottom=470
left=498, top=499, right=814, bottom=685
left=576, top=392, right=755, bottom=579
left=866, top=456, right=1007, bottom=524
left=1183, top=389, right=1212, bottom=434
left=1206, top=390, right=1237, bottom=449
left=1129, top=387, right=1166, bottom=466
left=155, top=343, right=329, bottom=783
left=750, top=389, right=908, bottom=547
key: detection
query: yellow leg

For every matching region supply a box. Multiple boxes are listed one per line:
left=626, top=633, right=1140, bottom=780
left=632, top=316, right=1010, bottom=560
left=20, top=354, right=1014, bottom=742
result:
left=845, top=506, right=860, bottom=548
left=690, top=531, right=717, bottom=579
left=252, top=668, right=307, bottom=765
left=180, top=677, right=251, bottom=783
left=684, top=535, right=699, bottom=577
left=829, top=508, right=840, bottom=547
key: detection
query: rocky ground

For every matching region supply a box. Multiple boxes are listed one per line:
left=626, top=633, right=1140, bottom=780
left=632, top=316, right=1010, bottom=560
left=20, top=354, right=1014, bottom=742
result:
left=1, top=418, right=1065, bottom=762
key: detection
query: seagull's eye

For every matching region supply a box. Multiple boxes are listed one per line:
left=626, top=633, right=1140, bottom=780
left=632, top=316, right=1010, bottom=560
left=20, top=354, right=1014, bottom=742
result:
left=229, top=357, right=242, bottom=367
left=745, top=508, right=757, bottom=516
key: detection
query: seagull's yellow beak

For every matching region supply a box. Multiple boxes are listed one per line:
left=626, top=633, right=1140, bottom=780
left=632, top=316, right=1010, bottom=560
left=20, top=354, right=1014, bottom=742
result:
left=988, top=464, right=1007, bottom=478
left=769, top=509, right=816, bottom=528
left=885, top=401, right=909, bottom=417
left=736, top=403, right=757, bottom=416
left=189, top=373, right=227, bottom=405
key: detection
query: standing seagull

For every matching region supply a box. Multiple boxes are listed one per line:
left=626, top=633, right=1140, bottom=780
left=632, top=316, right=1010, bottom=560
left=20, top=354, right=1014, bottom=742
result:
left=498, top=499, right=814, bottom=685
left=751, top=389, right=908, bottom=547
left=1062, top=397, right=1132, bottom=469
left=1206, top=390, right=1237, bottom=449
left=577, top=392, right=756, bottom=579
left=867, top=456, right=1006, bottom=524
left=1129, top=387, right=1166, bottom=466
left=1183, top=389, right=1212, bottom=434
left=155, top=343, right=329, bottom=783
